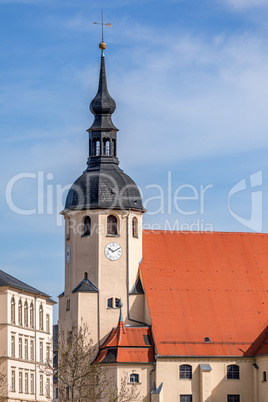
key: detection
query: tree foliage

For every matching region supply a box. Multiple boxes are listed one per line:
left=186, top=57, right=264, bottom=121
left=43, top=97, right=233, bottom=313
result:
left=44, top=322, right=141, bottom=402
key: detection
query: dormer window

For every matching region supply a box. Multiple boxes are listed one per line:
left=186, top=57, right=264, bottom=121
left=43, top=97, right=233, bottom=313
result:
left=83, top=216, right=91, bottom=236
left=107, top=215, right=118, bottom=235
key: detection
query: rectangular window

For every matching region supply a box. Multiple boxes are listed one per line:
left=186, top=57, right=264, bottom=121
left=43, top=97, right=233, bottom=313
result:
left=40, top=341, right=43, bottom=362
left=19, top=338, right=22, bottom=359
left=46, top=345, right=50, bottom=362
left=56, top=387, right=58, bottom=399
left=25, top=372, right=28, bottom=394
left=46, top=378, right=50, bottom=398
left=19, top=372, right=23, bottom=393
left=30, top=373, right=34, bottom=394
left=11, top=335, right=15, bottom=357
left=228, top=396, right=240, bottom=402
left=66, top=299, right=70, bottom=311
left=30, top=340, right=34, bottom=361
left=24, top=339, right=28, bottom=360
left=40, top=374, right=43, bottom=395
left=46, top=314, right=50, bottom=333
left=11, top=370, right=15, bottom=392
left=180, top=396, right=192, bottom=402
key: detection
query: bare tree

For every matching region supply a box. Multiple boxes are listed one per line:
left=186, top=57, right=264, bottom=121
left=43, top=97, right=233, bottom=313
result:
left=43, top=322, right=141, bottom=402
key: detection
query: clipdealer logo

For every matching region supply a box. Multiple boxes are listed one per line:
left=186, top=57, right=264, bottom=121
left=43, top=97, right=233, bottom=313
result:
left=228, top=170, right=262, bottom=232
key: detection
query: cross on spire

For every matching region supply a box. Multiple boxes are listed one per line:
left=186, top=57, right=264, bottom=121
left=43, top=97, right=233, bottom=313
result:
left=93, top=11, right=111, bottom=42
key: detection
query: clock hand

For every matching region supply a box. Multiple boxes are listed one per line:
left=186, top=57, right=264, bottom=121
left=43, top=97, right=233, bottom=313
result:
left=113, top=247, right=121, bottom=253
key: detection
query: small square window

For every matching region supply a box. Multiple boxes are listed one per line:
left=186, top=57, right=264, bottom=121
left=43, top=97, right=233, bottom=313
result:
left=180, top=395, right=192, bottom=402
left=130, top=373, right=139, bottom=383
left=227, top=395, right=240, bottom=402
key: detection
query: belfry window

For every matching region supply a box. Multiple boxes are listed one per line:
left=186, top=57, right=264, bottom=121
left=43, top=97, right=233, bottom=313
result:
left=83, top=216, right=91, bottom=236
left=227, top=365, right=239, bottom=379
left=179, top=364, right=192, bottom=379
left=103, top=139, right=110, bottom=156
left=93, top=139, right=101, bottom=156
left=11, top=297, right=15, bottom=324
left=132, top=217, right=138, bottom=238
left=107, top=215, right=118, bottom=235
left=112, top=139, right=116, bottom=157
left=263, top=371, right=267, bottom=382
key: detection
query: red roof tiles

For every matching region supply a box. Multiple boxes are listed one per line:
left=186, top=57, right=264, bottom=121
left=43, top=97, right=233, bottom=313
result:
left=140, top=230, right=268, bottom=357
left=96, top=316, right=155, bottom=363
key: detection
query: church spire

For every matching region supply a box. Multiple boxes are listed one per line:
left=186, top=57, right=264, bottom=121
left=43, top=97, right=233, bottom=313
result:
left=89, top=42, right=118, bottom=132
left=87, top=42, right=119, bottom=169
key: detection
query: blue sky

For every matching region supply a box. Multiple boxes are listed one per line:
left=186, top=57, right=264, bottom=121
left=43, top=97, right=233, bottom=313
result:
left=1, top=0, right=268, bottom=322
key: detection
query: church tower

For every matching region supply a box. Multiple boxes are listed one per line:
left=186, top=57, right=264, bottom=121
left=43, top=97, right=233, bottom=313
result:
left=59, top=42, right=146, bottom=346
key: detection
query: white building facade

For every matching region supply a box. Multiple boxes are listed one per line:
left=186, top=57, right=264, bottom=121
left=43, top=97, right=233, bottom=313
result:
left=0, top=270, right=55, bottom=401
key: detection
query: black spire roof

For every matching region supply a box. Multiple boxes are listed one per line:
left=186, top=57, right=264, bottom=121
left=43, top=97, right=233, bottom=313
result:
left=64, top=44, right=145, bottom=212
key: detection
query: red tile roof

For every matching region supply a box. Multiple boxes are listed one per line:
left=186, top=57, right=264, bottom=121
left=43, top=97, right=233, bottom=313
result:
left=140, top=230, right=268, bottom=357
left=96, top=315, right=155, bottom=363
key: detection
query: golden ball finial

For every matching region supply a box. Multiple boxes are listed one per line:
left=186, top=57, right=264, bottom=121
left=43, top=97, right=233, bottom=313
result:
left=99, top=41, right=107, bottom=50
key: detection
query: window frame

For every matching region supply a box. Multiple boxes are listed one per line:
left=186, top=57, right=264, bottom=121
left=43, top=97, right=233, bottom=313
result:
left=107, top=215, right=118, bottom=236
left=227, top=364, right=240, bottom=380
left=11, top=335, right=15, bottom=357
left=132, top=217, right=138, bottom=238
left=180, top=396, right=192, bottom=402
left=129, top=373, right=139, bottom=384
left=19, top=371, right=23, bottom=393
left=82, top=216, right=91, bottom=237
left=30, top=302, right=34, bottom=328
left=179, top=364, right=192, bottom=380
left=227, top=395, right=240, bottom=402
left=39, top=304, right=43, bottom=331
left=18, top=299, right=22, bottom=326
left=11, top=297, right=15, bottom=324
left=24, top=301, right=28, bottom=327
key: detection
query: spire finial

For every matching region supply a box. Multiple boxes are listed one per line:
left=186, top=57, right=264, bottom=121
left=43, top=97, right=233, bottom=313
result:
left=119, top=301, right=123, bottom=322
left=93, top=11, right=111, bottom=57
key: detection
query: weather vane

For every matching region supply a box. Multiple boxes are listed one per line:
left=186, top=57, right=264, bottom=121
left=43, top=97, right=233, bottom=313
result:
left=93, top=11, right=111, bottom=43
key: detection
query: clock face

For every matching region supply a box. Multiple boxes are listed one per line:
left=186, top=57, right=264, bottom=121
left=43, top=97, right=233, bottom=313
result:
left=105, top=242, right=122, bottom=261
left=66, top=246, right=71, bottom=264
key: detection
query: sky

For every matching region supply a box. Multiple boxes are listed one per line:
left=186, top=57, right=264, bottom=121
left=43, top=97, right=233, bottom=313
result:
left=1, top=0, right=268, bottom=322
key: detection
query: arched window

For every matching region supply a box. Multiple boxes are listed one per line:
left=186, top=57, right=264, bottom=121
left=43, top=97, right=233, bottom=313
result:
left=84, top=272, right=88, bottom=279
left=11, top=297, right=15, bottom=324
left=18, top=299, right=22, bottom=325
left=83, top=216, right=91, bottom=236
left=263, top=371, right=267, bottom=382
left=112, top=139, right=116, bottom=157
left=39, top=304, right=43, bottom=330
left=24, top=301, right=28, bottom=327
left=107, top=298, right=113, bottom=308
left=107, top=215, right=118, bottom=235
left=130, top=373, right=139, bottom=384
left=132, top=217, right=138, bottom=238
left=30, top=303, right=34, bottom=328
left=96, top=140, right=100, bottom=156
left=103, top=139, right=110, bottom=156
left=179, top=364, right=192, bottom=379
left=227, top=365, right=239, bottom=380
